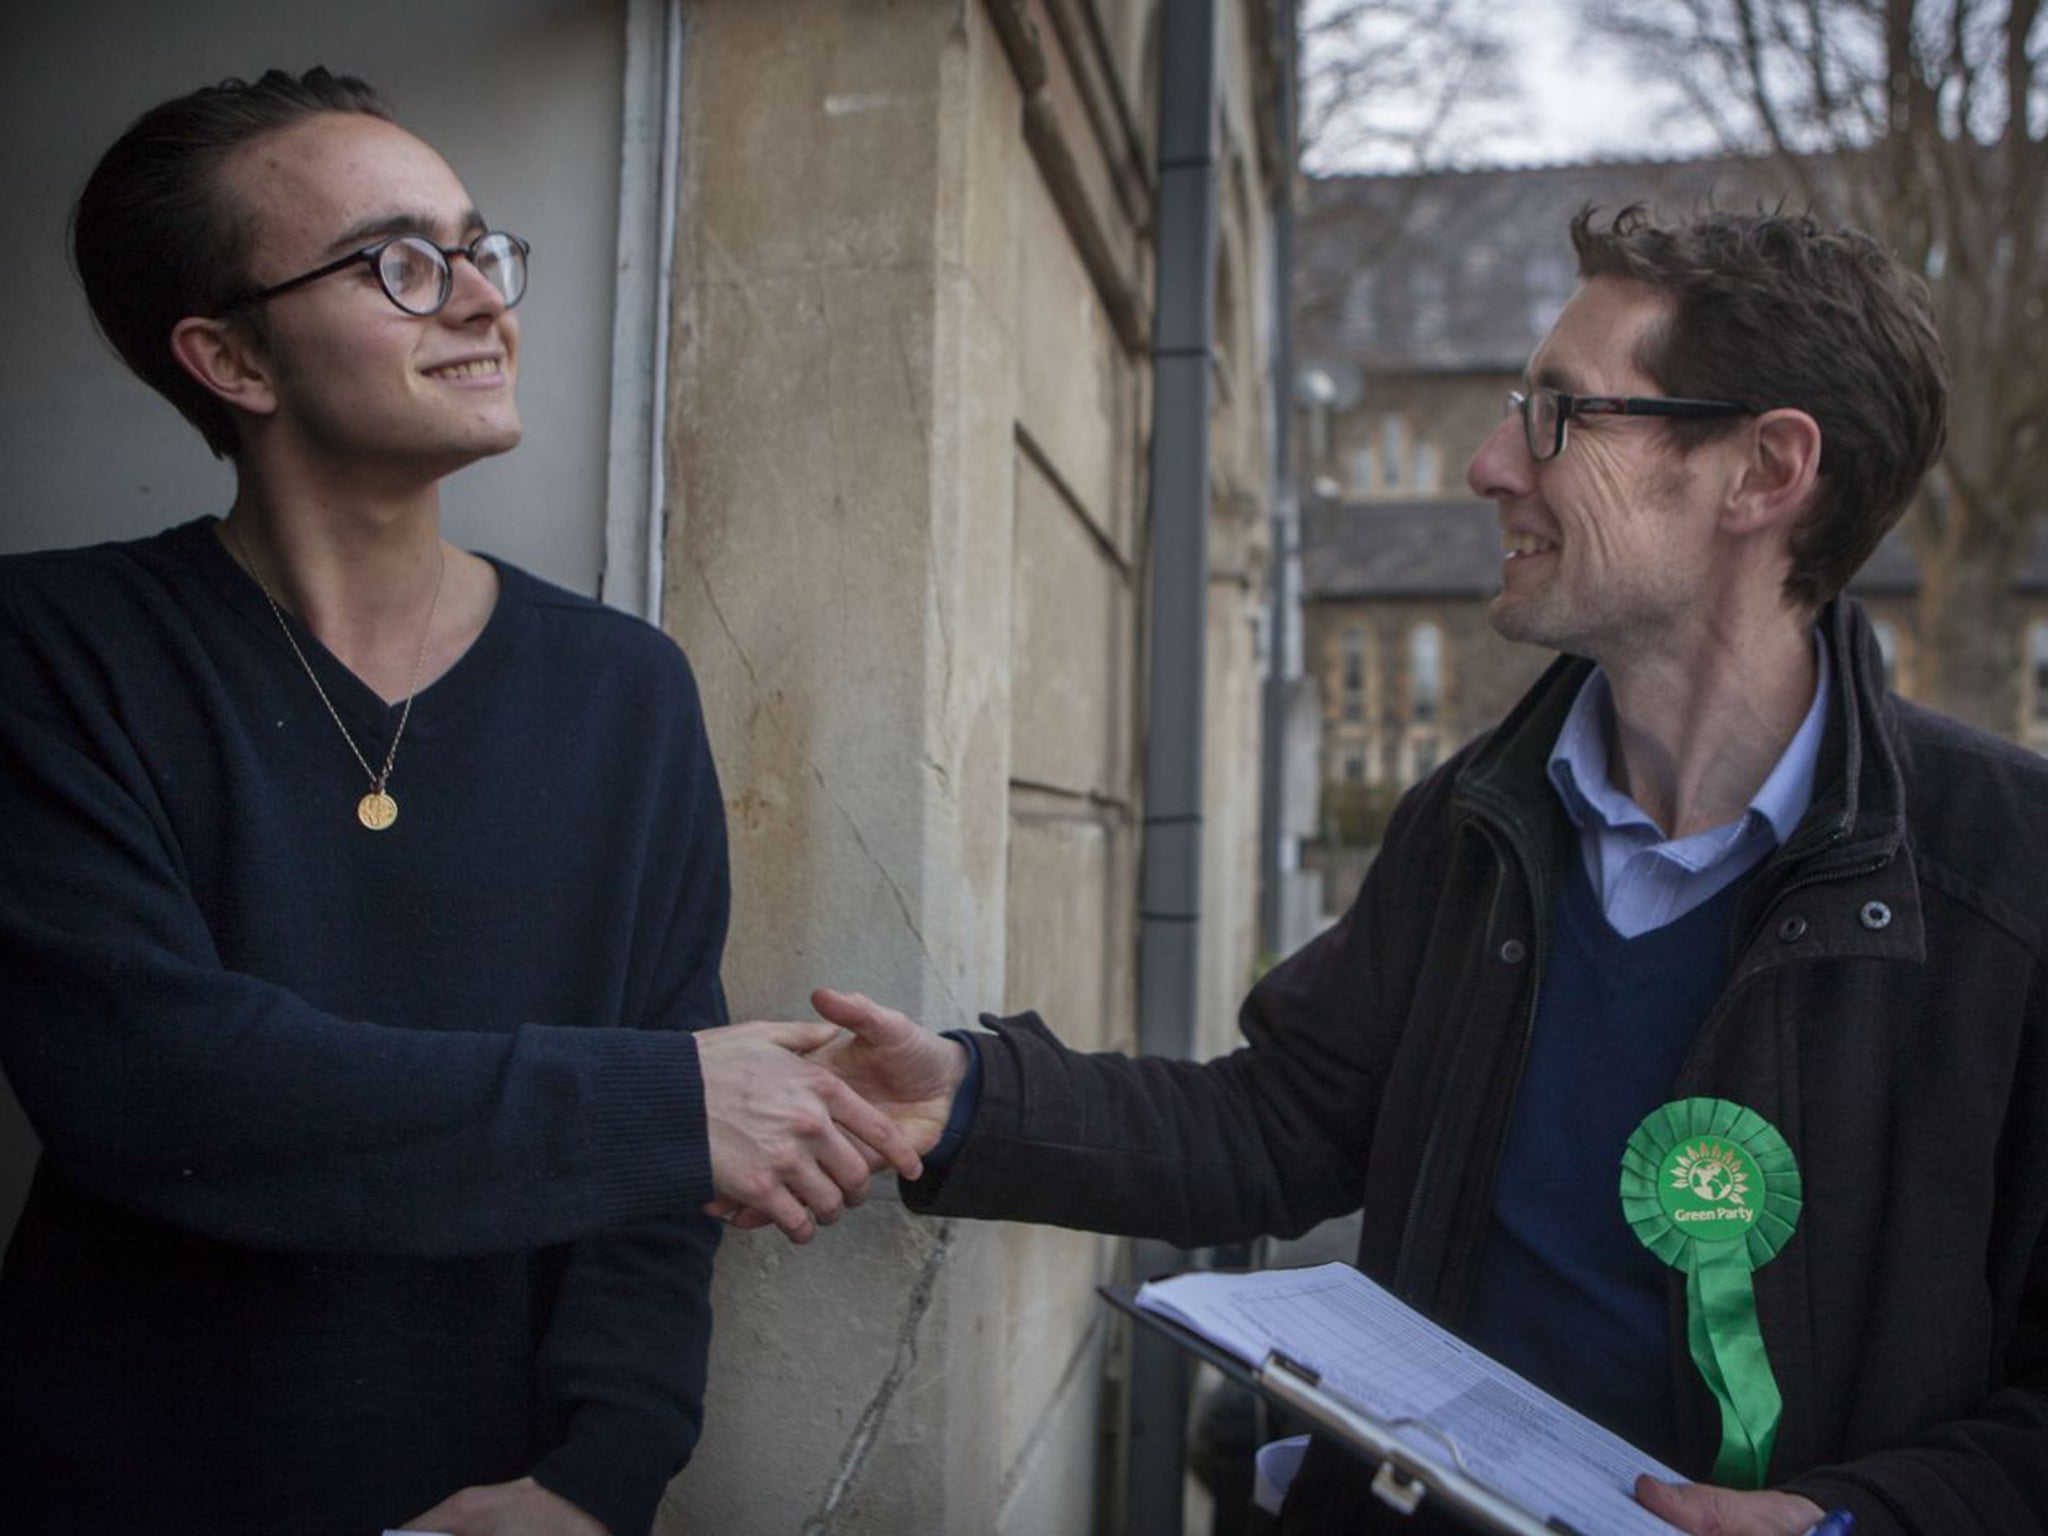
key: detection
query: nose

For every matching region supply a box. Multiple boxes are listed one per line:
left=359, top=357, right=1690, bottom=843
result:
left=1467, top=412, right=1534, bottom=501
left=439, top=253, right=511, bottom=325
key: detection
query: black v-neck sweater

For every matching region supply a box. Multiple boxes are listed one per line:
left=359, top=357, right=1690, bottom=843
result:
left=0, top=518, right=726, bottom=1535
left=1463, top=853, right=1747, bottom=1466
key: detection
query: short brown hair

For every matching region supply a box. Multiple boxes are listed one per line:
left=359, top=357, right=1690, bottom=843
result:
left=72, top=68, right=393, bottom=459
left=1570, top=205, right=1948, bottom=608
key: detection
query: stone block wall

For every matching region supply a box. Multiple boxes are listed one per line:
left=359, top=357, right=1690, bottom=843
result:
left=658, top=2, right=1282, bottom=1530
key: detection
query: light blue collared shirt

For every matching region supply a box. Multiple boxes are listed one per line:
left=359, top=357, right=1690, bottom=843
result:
left=1547, top=633, right=1831, bottom=939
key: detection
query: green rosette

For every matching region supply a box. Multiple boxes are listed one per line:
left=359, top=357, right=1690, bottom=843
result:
left=1619, top=1097, right=1801, bottom=1488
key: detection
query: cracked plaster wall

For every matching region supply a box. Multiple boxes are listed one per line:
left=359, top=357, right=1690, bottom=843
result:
left=658, top=5, right=1026, bottom=1530
left=656, top=2, right=1277, bottom=1530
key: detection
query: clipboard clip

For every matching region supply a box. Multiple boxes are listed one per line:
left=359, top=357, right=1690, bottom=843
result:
left=1098, top=1297, right=1584, bottom=1536
left=1371, top=1461, right=1427, bottom=1516
left=1258, top=1351, right=1479, bottom=1523
left=1385, top=1414, right=1472, bottom=1474
left=1369, top=1417, right=1470, bottom=1518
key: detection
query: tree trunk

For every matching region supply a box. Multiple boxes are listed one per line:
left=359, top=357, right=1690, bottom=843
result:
left=1907, top=494, right=2023, bottom=734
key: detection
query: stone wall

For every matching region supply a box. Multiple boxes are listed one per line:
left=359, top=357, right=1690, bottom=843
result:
left=658, top=3, right=1281, bottom=1530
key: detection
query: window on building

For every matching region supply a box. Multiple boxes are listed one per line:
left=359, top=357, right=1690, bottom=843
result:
left=1350, top=445, right=1376, bottom=496
left=1341, top=625, right=1367, bottom=722
left=1381, top=415, right=1406, bottom=491
left=1409, top=621, right=1443, bottom=723
left=1872, top=621, right=1899, bottom=692
left=2030, top=620, right=2048, bottom=726
left=1413, top=440, right=1440, bottom=493
left=1341, top=746, right=1367, bottom=782
left=1407, top=732, right=1440, bottom=782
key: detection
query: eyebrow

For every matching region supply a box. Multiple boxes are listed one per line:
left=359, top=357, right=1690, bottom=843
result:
left=1528, top=361, right=1584, bottom=393
left=320, top=206, right=488, bottom=257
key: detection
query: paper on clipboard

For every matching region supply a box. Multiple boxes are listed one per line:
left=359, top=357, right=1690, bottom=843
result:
left=1128, top=1262, right=1685, bottom=1536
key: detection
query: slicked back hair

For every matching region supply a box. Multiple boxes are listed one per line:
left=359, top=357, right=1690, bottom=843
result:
left=72, top=68, right=394, bottom=458
left=1570, top=205, right=1948, bottom=609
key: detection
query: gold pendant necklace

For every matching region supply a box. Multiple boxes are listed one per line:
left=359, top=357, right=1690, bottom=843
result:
left=226, top=523, right=446, bottom=832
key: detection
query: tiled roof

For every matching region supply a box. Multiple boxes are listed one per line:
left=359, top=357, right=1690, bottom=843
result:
left=1841, top=521, right=2048, bottom=595
left=1297, top=157, right=1799, bottom=376
left=1302, top=497, right=2048, bottom=601
left=1302, top=498, right=1503, bottom=597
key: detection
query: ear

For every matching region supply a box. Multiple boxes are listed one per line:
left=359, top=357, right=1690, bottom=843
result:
left=1722, top=408, right=1822, bottom=537
left=168, top=316, right=279, bottom=421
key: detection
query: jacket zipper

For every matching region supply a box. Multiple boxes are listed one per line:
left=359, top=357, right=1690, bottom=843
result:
left=1755, top=851, right=1891, bottom=917
left=1395, top=816, right=1545, bottom=1308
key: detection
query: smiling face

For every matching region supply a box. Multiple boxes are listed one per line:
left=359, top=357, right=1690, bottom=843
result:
left=217, top=112, right=522, bottom=487
left=1467, top=278, right=1731, bottom=663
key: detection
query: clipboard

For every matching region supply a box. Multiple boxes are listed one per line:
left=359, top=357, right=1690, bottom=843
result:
left=1102, top=1279, right=1592, bottom=1536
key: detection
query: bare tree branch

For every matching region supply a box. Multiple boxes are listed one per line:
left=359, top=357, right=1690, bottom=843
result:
left=1300, top=0, right=1520, bottom=172
left=1583, top=0, right=2048, bottom=729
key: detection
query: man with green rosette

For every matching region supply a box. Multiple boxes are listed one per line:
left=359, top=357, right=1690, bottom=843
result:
left=742, top=205, right=2048, bottom=1533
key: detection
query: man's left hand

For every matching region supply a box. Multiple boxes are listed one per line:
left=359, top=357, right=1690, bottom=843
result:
left=401, top=1476, right=609, bottom=1536
left=1635, top=1475, right=1825, bottom=1535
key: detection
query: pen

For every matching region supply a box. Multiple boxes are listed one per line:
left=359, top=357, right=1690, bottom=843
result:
left=1800, top=1512, right=1854, bottom=1536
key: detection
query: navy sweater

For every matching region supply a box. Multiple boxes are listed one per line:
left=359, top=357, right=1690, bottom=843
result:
left=0, top=519, right=726, bottom=1535
left=1463, top=853, right=1744, bottom=1466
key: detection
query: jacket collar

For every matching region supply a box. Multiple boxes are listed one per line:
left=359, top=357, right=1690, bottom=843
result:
left=1760, top=597, right=1909, bottom=877
left=1450, top=599, right=1914, bottom=952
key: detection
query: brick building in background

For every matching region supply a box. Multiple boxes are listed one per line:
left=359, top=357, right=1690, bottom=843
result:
left=1295, top=156, right=2048, bottom=908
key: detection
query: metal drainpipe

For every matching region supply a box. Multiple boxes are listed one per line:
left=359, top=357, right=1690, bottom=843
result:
left=1258, top=1, right=1300, bottom=959
left=1126, top=1, right=1219, bottom=1532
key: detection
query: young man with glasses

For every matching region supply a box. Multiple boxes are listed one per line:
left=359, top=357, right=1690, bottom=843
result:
left=0, top=69, right=921, bottom=1536
left=767, top=207, right=2048, bottom=1533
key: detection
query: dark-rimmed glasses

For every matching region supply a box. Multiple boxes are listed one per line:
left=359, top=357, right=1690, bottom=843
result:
left=221, top=230, right=530, bottom=318
left=1507, top=387, right=1752, bottom=463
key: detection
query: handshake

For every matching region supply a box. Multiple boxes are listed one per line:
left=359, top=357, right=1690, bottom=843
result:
left=694, top=986, right=971, bottom=1243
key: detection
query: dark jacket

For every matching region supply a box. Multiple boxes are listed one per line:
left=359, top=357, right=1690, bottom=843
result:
left=0, top=522, right=725, bottom=1536
left=909, top=599, right=2048, bottom=1533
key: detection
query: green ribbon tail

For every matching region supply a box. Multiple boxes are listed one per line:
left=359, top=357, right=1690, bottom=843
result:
left=1686, top=1243, right=1782, bottom=1488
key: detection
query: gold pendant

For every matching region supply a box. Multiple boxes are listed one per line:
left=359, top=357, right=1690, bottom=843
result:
left=357, top=791, right=398, bottom=831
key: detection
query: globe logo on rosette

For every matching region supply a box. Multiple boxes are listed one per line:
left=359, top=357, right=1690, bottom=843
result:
left=1620, top=1098, right=1803, bottom=1487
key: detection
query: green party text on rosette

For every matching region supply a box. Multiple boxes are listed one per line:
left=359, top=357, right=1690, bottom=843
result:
left=1619, top=1097, right=1802, bottom=1488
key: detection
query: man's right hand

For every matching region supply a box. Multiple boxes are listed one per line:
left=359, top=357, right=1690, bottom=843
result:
left=706, top=989, right=970, bottom=1235
left=802, top=988, right=969, bottom=1155
left=694, top=1020, right=925, bottom=1244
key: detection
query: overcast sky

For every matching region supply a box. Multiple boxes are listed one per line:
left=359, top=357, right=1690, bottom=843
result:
left=1304, top=0, right=1723, bottom=172
left=1492, top=5, right=1659, bottom=164
left=1490, top=3, right=1720, bottom=166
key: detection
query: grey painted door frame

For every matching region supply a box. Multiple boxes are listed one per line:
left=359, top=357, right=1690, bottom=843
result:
left=601, top=0, right=683, bottom=623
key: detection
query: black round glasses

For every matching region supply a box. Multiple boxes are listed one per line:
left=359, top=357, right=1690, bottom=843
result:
left=222, top=230, right=530, bottom=318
